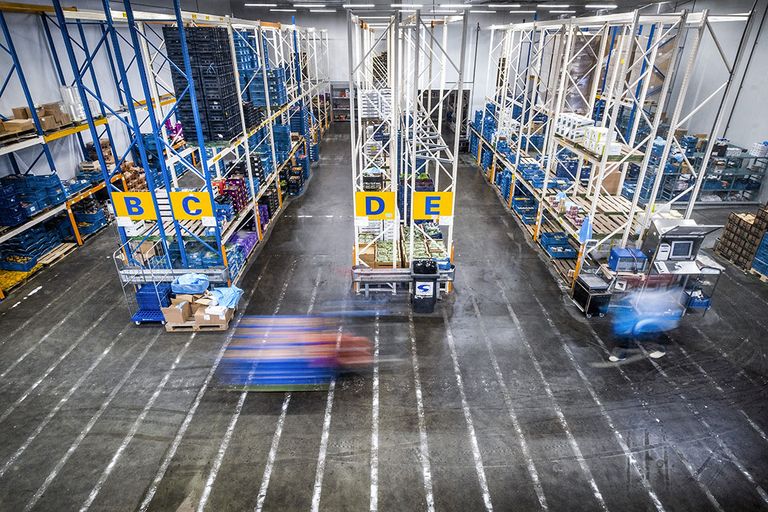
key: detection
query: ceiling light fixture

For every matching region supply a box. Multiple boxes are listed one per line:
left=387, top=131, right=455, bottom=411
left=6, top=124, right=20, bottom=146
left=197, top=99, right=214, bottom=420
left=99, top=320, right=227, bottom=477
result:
left=550, top=9, right=575, bottom=12
left=391, top=3, right=423, bottom=6
left=470, top=9, right=497, bottom=12
left=270, top=8, right=297, bottom=11
left=244, top=2, right=278, bottom=6
left=509, top=9, right=536, bottom=13
left=439, top=4, right=471, bottom=8
left=342, top=3, right=376, bottom=7
left=585, top=3, right=617, bottom=7
left=294, top=3, right=325, bottom=6
left=311, top=8, right=337, bottom=11
left=487, top=3, right=520, bottom=7
left=432, top=9, right=458, bottom=13
left=537, top=3, right=569, bottom=7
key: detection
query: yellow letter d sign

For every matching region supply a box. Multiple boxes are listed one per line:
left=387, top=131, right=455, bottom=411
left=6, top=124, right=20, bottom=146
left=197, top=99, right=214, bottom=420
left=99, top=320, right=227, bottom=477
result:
left=355, top=192, right=395, bottom=220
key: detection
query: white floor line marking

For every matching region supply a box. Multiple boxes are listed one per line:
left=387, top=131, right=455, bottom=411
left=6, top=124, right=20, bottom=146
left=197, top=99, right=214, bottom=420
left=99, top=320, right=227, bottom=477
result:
left=73, top=333, right=198, bottom=512
left=0, top=329, right=162, bottom=483
left=255, top=267, right=321, bottom=512
left=468, top=294, right=548, bottom=510
left=495, top=283, right=608, bottom=512
left=687, top=326, right=768, bottom=444
left=1, top=278, right=83, bottom=348
left=635, top=343, right=768, bottom=506
left=138, top=255, right=274, bottom=512
left=370, top=314, right=380, bottom=512
left=254, top=394, right=292, bottom=512
left=529, top=295, right=666, bottom=511
left=0, top=326, right=130, bottom=480
left=197, top=260, right=296, bottom=512
left=309, top=324, right=343, bottom=512
left=583, top=325, right=724, bottom=512
left=442, top=311, right=493, bottom=511
left=408, top=312, right=435, bottom=512
left=0, top=280, right=112, bottom=379
left=0, top=308, right=118, bottom=425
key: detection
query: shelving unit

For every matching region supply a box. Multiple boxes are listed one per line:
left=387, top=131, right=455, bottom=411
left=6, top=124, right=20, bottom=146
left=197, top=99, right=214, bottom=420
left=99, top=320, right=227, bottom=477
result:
left=331, top=81, right=353, bottom=122
left=348, top=11, right=468, bottom=294
left=471, top=9, right=756, bottom=287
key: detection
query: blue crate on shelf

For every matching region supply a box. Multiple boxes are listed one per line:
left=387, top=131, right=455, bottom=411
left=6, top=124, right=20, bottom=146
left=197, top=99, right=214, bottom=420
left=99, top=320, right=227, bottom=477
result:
left=0, top=256, right=38, bottom=272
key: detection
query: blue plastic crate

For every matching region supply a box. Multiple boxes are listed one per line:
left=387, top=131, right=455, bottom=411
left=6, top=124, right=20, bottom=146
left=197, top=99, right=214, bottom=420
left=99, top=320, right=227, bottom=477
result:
left=0, top=256, right=38, bottom=272
left=74, top=210, right=106, bottom=224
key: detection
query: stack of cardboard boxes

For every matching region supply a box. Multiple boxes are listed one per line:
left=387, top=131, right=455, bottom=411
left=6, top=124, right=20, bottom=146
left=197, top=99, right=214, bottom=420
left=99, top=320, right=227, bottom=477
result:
left=161, top=291, right=236, bottom=332
left=120, top=161, right=149, bottom=192
left=715, top=205, right=768, bottom=271
left=2, top=102, right=74, bottom=139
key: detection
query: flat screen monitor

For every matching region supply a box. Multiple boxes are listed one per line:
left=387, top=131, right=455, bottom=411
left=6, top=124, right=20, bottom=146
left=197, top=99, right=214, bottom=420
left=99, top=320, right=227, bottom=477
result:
left=670, top=240, right=693, bottom=260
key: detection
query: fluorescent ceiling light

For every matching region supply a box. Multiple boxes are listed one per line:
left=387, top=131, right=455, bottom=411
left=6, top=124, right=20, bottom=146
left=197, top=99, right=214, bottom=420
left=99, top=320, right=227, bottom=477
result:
left=487, top=3, right=520, bottom=7
left=509, top=9, right=536, bottom=12
left=311, top=8, right=336, bottom=11
left=470, top=9, right=496, bottom=12
left=432, top=9, right=458, bottom=13
left=294, top=3, right=324, bottom=6
left=537, top=3, right=569, bottom=7
left=245, top=2, right=277, bottom=5
left=391, top=3, right=422, bottom=6
left=550, top=9, right=575, bottom=12
left=585, top=3, right=617, bottom=7
left=440, top=4, right=471, bottom=7
left=343, top=3, right=375, bottom=6
left=270, top=8, right=297, bottom=11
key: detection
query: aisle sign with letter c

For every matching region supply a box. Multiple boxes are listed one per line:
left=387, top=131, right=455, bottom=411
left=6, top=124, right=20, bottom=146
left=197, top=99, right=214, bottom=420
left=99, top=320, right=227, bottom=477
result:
left=170, top=191, right=214, bottom=220
left=355, top=192, right=395, bottom=220
left=412, top=191, right=453, bottom=220
left=112, top=192, right=156, bottom=220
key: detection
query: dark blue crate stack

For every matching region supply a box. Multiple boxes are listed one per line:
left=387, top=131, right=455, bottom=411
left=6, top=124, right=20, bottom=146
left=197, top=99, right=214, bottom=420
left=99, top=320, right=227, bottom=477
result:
left=592, top=98, right=605, bottom=123
left=482, top=103, right=497, bottom=142
left=680, top=135, right=698, bottom=157
left=133, top=282, right=172, bottom=324
left=481, top=147, right=493, bottom=171
left=74, top=208, right=107, bottom=236
left=0, top=174, right=68, bottom=227
left=540, top=231, right=577, bottom=259
left=0, top=224, right=63, bottom=265
left=498, top=168, right=513, bottom=201
left=752, top=233, right=768, bottom=276
left=273, top=124, right=292, bottom=164
left=497, top=139, right=516, bottom=164
left=164, top=26, right=241, bottom=145
left=512, top=183, right=538, bottom=225
left=469, top=110, right=482, bottom=156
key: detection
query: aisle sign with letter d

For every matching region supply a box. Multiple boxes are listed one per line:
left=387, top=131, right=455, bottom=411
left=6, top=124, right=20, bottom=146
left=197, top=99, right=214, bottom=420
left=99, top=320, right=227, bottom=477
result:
left=412, top=191, right=453, bottom=221
left=112, top=192, right=157, bottom=220
left=355, top=192, right=396, bottom=220
left=169, top=191, right=214, bottom=220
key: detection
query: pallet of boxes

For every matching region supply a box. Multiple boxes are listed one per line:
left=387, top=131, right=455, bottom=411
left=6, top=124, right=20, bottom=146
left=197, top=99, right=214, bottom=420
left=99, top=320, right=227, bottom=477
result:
left=714, top=204, right=768, bottom=279
left=162, top=291, right=236, bottom=332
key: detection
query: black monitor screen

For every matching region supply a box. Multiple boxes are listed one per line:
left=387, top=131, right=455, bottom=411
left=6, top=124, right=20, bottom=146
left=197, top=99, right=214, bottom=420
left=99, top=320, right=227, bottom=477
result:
left=671, top=241, right=693, bottom=259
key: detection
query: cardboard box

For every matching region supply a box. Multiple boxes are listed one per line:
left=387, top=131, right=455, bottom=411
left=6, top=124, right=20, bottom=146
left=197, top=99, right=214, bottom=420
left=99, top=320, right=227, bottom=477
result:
left=40, top=116, right=58, bottom=132
left=12, top=106, right=31, bottom=119
left=194, top=306, right=234, bottom=326
left=3, top=119, right=34, bottom=133
left=174, top=293, right=204, bottom=304
left=161, top=300, right=192, bottom=324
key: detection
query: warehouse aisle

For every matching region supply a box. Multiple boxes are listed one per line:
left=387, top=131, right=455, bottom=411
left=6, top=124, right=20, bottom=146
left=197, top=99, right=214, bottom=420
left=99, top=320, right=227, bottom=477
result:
left=2, top=126, right=768, bottom=511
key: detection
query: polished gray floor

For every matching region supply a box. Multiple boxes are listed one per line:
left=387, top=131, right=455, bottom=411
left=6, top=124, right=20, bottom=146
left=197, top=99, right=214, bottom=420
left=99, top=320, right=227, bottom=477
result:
left=1, top=125, right=768, bottom=511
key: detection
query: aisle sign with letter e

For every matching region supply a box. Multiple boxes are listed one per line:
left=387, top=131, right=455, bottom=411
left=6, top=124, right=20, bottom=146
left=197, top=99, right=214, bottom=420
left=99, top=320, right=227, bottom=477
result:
left=355, top=192, right=396, bottom=221
left=169, top=191, right=214, bottom=220
left=112, top=192, right=157, bottom=220
left=412, top=191, right=453, bottom=222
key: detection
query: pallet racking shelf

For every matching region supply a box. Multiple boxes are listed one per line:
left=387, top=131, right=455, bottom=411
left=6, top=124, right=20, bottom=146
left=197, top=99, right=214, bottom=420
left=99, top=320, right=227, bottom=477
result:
left=471, top=8, right=757, bottom=287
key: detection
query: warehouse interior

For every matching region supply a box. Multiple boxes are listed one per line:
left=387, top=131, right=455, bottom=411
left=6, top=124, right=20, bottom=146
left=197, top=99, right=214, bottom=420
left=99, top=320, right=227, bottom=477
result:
left=1, top=1, right=768, bottom=511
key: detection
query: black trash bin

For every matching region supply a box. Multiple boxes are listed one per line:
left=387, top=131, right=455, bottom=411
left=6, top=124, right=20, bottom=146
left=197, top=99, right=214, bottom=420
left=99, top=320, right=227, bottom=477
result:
left=411, top=259, right=439, bottom=314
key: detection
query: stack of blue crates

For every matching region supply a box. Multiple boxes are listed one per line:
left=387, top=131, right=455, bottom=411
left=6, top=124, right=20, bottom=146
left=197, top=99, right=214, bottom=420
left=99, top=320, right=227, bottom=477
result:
left=481, top=148, right=493, bottom=171
left=133, top=283, right=171, bottom=323
left=273, top=124, right=292, bottom=163
left=0, top=174, right=67, bottom=226
left=74, top=208, right=108, bottom=236
left=0, top=224, right=63, bottom=270
left=752, top=233, right=768, bottom=277
left=540, top=231, right=577, bottom=259
left=498, top=168, right=513, bottom=201
left=497, top=139, right=516, bottom=163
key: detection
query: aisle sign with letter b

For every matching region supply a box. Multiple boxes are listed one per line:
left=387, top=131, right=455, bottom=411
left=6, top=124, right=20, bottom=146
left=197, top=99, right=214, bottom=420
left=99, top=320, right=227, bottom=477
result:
left=112, top=192, right=156, bottom=220
left=355, top=192, right=395, bottom=220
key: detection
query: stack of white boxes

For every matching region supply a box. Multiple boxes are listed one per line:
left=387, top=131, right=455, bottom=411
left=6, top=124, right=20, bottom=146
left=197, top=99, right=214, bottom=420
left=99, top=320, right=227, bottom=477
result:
left=554, top=113, right=594, bottom=143
left=583, top=126, right=621, bottom=156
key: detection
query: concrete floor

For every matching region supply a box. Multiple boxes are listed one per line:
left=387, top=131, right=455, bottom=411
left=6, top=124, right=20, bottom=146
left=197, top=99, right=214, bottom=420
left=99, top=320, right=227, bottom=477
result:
left=1, top=125, right=768, bottom=511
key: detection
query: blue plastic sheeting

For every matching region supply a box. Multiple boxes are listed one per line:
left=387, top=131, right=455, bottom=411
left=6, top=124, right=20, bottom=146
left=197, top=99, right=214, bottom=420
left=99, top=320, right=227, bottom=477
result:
left=212, top=286, right=244, bottom=308
left=171, top=273, right=210, bottom=294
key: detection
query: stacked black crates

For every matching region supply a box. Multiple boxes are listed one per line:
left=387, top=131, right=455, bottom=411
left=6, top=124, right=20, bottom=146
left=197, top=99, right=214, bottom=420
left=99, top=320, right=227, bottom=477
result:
left=163, top=27, right=242, bottom=145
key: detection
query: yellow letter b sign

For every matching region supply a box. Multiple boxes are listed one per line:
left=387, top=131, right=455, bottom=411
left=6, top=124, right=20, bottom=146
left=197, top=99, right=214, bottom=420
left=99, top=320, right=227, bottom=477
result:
left=412, top=192, right=453, bottom=221
left=112, top=192, right=156, bottom=220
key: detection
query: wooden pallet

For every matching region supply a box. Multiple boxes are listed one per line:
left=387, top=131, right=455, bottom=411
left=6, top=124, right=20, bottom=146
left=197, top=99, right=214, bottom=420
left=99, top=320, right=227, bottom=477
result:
left=165, top=320, right=231, bottom=332
left=38, top=242, right=78, bottom=266
left=749, top=268, right=768, bottom=283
